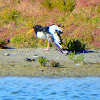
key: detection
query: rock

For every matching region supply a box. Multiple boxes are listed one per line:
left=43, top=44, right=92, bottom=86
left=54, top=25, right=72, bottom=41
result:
left=75, top=63, right=81, bottom=66
left=25, top=58, right=36, bottom=62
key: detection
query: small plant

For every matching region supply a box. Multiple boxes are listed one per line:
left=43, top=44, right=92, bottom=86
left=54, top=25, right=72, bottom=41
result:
left=68, top=51, right=75, bottom=60
left=49, top=60, right=59, bottom=67
left=66, top=38, right=85, bottom=52
left=56, top=0, right=75, bottom=12
left=38, top=56, right=48, bottom=66
left=74, top=53, right=84, bottom=63
left=42, top=0, right=54, bottom=10
left=0, top=39, right=5, bottom=48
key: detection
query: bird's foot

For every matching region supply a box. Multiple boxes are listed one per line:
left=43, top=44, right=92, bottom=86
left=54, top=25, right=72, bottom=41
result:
left=43, top=48, right=49, bottom=51
left=61, top=51, right=69, bottom=54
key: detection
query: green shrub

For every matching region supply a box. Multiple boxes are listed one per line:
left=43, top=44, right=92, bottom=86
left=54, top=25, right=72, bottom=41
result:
left=66, top=39, right=85, bottom=52
left=38, top=56, right=48, bottom=66
left=0, top=39, right=5, bottom=48
left=49, top=60, right=59, bottom=67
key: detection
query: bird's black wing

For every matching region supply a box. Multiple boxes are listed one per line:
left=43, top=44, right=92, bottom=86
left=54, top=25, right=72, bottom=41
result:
left=39, top=26, right=50, bottom=34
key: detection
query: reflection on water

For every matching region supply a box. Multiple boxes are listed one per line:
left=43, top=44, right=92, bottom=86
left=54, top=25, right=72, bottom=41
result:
left=0, top=77, right=100, bottom=100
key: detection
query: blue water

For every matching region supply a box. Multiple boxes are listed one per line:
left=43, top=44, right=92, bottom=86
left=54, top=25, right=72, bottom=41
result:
left=0, top=77, right=100, bottom=100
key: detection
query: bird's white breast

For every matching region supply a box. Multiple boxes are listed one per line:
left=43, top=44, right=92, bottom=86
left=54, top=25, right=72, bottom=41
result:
left=36, top=32, right=46, bottom=39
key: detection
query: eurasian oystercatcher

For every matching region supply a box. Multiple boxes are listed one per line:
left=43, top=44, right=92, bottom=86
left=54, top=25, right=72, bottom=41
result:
left=27, top=25, right=67, bottom=53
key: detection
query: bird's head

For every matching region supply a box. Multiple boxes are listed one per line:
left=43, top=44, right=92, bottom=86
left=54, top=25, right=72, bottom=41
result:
left=27, top=25, right=42, bottom=35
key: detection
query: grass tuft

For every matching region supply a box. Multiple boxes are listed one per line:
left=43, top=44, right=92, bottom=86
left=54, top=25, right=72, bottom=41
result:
left=68, top=51, right=75, bottom=60
left=74, top=53, right=84, bottom=63
left=38, top=56, right=48, bottom=66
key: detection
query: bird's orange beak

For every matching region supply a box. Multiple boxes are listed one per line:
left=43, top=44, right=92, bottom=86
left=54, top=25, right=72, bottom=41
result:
left=27, top=28, right=34, bottom=35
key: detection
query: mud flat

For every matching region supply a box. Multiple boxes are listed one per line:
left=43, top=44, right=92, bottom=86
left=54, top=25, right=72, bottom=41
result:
left=0, top=48, right=100, bottom=77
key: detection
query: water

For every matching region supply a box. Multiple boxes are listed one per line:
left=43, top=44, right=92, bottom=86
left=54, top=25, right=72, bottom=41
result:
left=0, top=77, right=100, bottom=100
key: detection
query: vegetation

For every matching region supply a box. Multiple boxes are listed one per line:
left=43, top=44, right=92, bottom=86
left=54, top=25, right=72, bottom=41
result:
left=66, top=39, right=85, bottom=52
left=0, top=39, right=5, bottom=48
left=0, top=0, right=100, bottom=49
left=42, top=0, right=75, bottom=12
left=68, top=51, right=75, bottom=60
left=49, top=60, right=59, bottom=67
left=38, top=56, right=48, bottom=66
left=68, top=51, right=84, bottom=63
left=74, top=53, right=84, bottom=63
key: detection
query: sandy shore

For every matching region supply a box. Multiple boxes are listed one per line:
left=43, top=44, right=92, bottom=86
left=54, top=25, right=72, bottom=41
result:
left=0, top=47, right=100, bottom=77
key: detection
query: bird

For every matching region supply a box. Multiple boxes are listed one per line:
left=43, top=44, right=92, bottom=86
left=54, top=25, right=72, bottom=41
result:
left=27, top=24, right=68, bottom=53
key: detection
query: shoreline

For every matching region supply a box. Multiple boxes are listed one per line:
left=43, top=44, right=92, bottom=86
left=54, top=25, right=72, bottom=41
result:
left=0, top=48, right=100, bottom=77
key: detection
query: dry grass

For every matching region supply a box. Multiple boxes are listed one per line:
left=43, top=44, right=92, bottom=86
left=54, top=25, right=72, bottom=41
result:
left=0, top=0, right=100, bottom=49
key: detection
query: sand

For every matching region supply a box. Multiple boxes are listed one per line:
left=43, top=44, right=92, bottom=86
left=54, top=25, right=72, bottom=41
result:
left=0, top=47, right=100, bottom=77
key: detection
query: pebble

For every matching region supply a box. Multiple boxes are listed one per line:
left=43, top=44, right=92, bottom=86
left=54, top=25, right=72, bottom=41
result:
left=33, top=55, right=39, bottom=58
left=4, top=53, right=10, bottom=56
left=56, top=57, right=59, bottom=59
left=75, top=64, right=81, bottom=66
left=13, top=53, right=16, bottom=55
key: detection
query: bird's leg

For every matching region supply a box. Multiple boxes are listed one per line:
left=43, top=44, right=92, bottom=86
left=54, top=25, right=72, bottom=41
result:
left=43, top=41, right=50, bottom=51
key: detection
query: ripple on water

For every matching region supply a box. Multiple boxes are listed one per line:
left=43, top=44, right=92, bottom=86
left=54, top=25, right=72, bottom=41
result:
left=0, top=77, right=100, bottom=100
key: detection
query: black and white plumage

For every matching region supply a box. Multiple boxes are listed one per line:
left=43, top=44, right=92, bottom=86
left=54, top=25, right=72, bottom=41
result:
left=27, top=25, right=66, bottom=53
